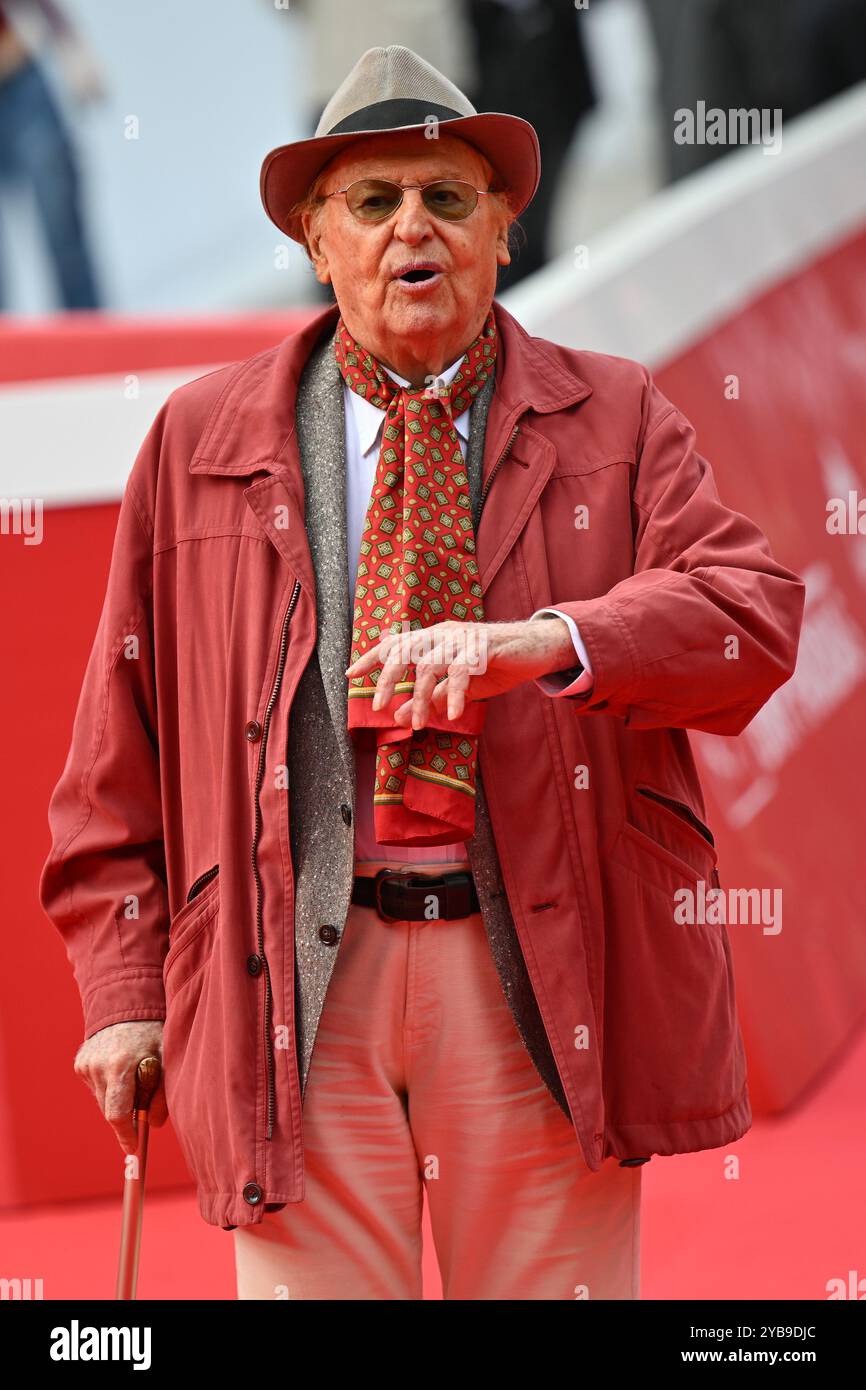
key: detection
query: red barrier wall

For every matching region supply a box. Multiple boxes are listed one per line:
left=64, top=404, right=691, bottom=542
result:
left=655, top=227, right=866, bottom=1113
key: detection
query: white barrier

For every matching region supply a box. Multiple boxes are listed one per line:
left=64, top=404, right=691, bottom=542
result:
left=501, top=82, right=866, bottom=366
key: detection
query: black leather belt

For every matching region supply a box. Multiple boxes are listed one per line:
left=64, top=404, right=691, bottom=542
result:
left=352, top=868, right=480, bottom=922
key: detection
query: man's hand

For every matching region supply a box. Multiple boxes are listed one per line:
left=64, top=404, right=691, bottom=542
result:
left=73, top=1020, right=167, bottom=1155
left=344, top=616, right=578, bottom=730
left=55, top=34, right=109, bottom=105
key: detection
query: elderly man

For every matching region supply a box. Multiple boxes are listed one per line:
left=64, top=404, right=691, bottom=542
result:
left=40, top=46, right=804, bottom=1301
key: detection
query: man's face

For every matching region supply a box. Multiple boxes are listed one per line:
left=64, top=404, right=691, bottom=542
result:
left=301, top=130, right=512, bottom=380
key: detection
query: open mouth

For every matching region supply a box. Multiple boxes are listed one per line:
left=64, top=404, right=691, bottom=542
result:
left=399, top=267, right=438, bottom=283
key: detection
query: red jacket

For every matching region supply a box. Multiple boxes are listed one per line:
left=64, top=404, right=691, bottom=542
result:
left=40, top=300, right=805, bottom=1229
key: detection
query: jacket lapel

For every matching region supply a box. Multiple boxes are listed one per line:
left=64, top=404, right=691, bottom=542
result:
left=474, top=302, right=592, bottom=595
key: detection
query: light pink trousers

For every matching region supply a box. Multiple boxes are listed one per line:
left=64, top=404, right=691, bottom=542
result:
left=233, top=858, right=641, bottom=1300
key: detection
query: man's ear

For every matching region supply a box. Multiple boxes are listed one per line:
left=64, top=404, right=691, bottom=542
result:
left=496, top=217, right=513, bottom=268
left=302, top=207, right=332, bottom=284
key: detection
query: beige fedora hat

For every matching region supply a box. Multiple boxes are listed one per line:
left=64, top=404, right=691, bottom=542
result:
left=260, top=44, right=541, bottom=244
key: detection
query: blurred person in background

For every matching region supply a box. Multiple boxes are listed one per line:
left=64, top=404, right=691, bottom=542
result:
left=642, top=0, right=864, bottom=184
left=795, top=0, right=866, bottom=111
left=466, top=0, right=597, bottom=288
left=0, top=0, right=104, bottom=309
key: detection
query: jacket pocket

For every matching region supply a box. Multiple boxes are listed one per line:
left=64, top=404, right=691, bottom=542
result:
left=611, top=819, right=721, bottom=956
left=631, top=784, right=719, bottom=886
left=161, top=870, right=225, bottom=1205
left=164, top=867, right=221, bottom=998
left=601, top=821, right=742, bottom=1126
left=636, top=784, right=714, bottom=845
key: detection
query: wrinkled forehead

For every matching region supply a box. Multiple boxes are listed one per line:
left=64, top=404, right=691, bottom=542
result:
left=314, top=129, right=494, bottom=194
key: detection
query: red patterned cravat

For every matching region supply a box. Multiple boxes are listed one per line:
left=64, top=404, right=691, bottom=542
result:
left=336, top=309, right=497, bottom=846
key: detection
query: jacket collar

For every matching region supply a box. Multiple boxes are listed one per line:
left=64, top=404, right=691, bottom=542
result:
left=189, top=298, right=592, bottom=478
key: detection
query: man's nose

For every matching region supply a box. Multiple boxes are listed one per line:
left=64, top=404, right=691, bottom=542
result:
left=391, top=188, right=435, bottom=241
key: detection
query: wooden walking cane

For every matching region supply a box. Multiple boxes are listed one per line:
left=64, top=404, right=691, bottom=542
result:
left=116, top=1054, right=161, bottom=1300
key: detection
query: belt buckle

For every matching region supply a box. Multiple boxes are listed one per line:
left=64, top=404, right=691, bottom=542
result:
left=373, top=868, right=420, bottom=923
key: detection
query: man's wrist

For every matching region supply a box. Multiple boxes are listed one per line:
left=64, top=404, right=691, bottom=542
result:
left=529, top=613, right=585, bottom=678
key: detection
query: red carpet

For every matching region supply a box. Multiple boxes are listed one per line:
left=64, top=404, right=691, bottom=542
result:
left=3, top=1023, right=862, bottom=1301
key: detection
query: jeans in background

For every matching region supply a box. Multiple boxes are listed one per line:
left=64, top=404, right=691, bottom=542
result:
left=0, top=56, right=101, bottom=309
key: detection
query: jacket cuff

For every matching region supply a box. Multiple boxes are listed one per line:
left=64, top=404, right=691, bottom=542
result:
left=80, top=968, right=167, bottom=1040
left=536, top=598, right=636, bottom=708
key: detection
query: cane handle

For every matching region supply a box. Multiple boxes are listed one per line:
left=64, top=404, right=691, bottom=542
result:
left=133, top=1054, right=161, bottom=1112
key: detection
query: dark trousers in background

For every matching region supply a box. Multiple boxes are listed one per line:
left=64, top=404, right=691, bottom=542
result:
left=467, top=0, right=597, bottom=289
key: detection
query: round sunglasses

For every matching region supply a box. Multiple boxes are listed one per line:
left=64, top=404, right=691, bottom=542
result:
left=321, top=177, right=494, bottom=223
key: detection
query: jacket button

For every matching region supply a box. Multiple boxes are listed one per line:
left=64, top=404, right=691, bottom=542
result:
left=340, top=803, right=352, bottom=826
left=318, top=924, right=339, bottom=946
left=242, top=1182, right=263, bottom=1206
left=246, top=953, right=263, bottom=976
left=244, top=720, right=262, bottom=742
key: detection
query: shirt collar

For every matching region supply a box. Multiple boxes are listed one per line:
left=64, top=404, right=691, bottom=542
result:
left=346, top=353, right=470, bottom=458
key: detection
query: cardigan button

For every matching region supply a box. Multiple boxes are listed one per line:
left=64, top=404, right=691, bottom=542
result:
left=340, top=803, right=352, bottom=826
left=242, top=1182, right=263, bottom=1206
left=318, top=924, right=339, bottom=946
left=244, top=720, right=262, bottom=742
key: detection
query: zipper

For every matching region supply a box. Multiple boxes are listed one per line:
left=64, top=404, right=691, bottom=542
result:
left=636, top=785, right=715, bottom=848
left=479, top=423, right=519, bottom=517
left=251, top=577, right=302, bottom=1141
left=186, top=863, right=219, bottom=904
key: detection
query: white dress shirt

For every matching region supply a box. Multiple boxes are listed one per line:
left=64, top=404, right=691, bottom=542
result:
left=344, top=355, right=593, bottom=866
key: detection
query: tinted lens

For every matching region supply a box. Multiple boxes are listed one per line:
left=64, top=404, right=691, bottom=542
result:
left=421, top=181, right=479, bottom=220
left=343, top=178, right=481, bottom=223
left=345, top=179, right=404, bottom=221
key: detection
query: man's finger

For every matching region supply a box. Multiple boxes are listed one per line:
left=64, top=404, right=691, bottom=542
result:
left=104, top=1078, right=139, bottom=1154
left=394, top=677, right=444, bottom=725
left=82, top=1067, right=106, bottom=1117
left=428, top=680, right=450, bottom=712
left=407, top=662, right=444, bottom=728
left=444, top=665, right=470, bottom=719
left=392, top=700, right=414, bottom=725
left=345, top=644, right=382, bottom=677
left=397, top=677, right=457, bottom=726
left=372, top=654, right=410, bottom=710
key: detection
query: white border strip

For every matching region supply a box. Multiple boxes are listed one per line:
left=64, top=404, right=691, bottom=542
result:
left=0, top=365, right=225, bottom=508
